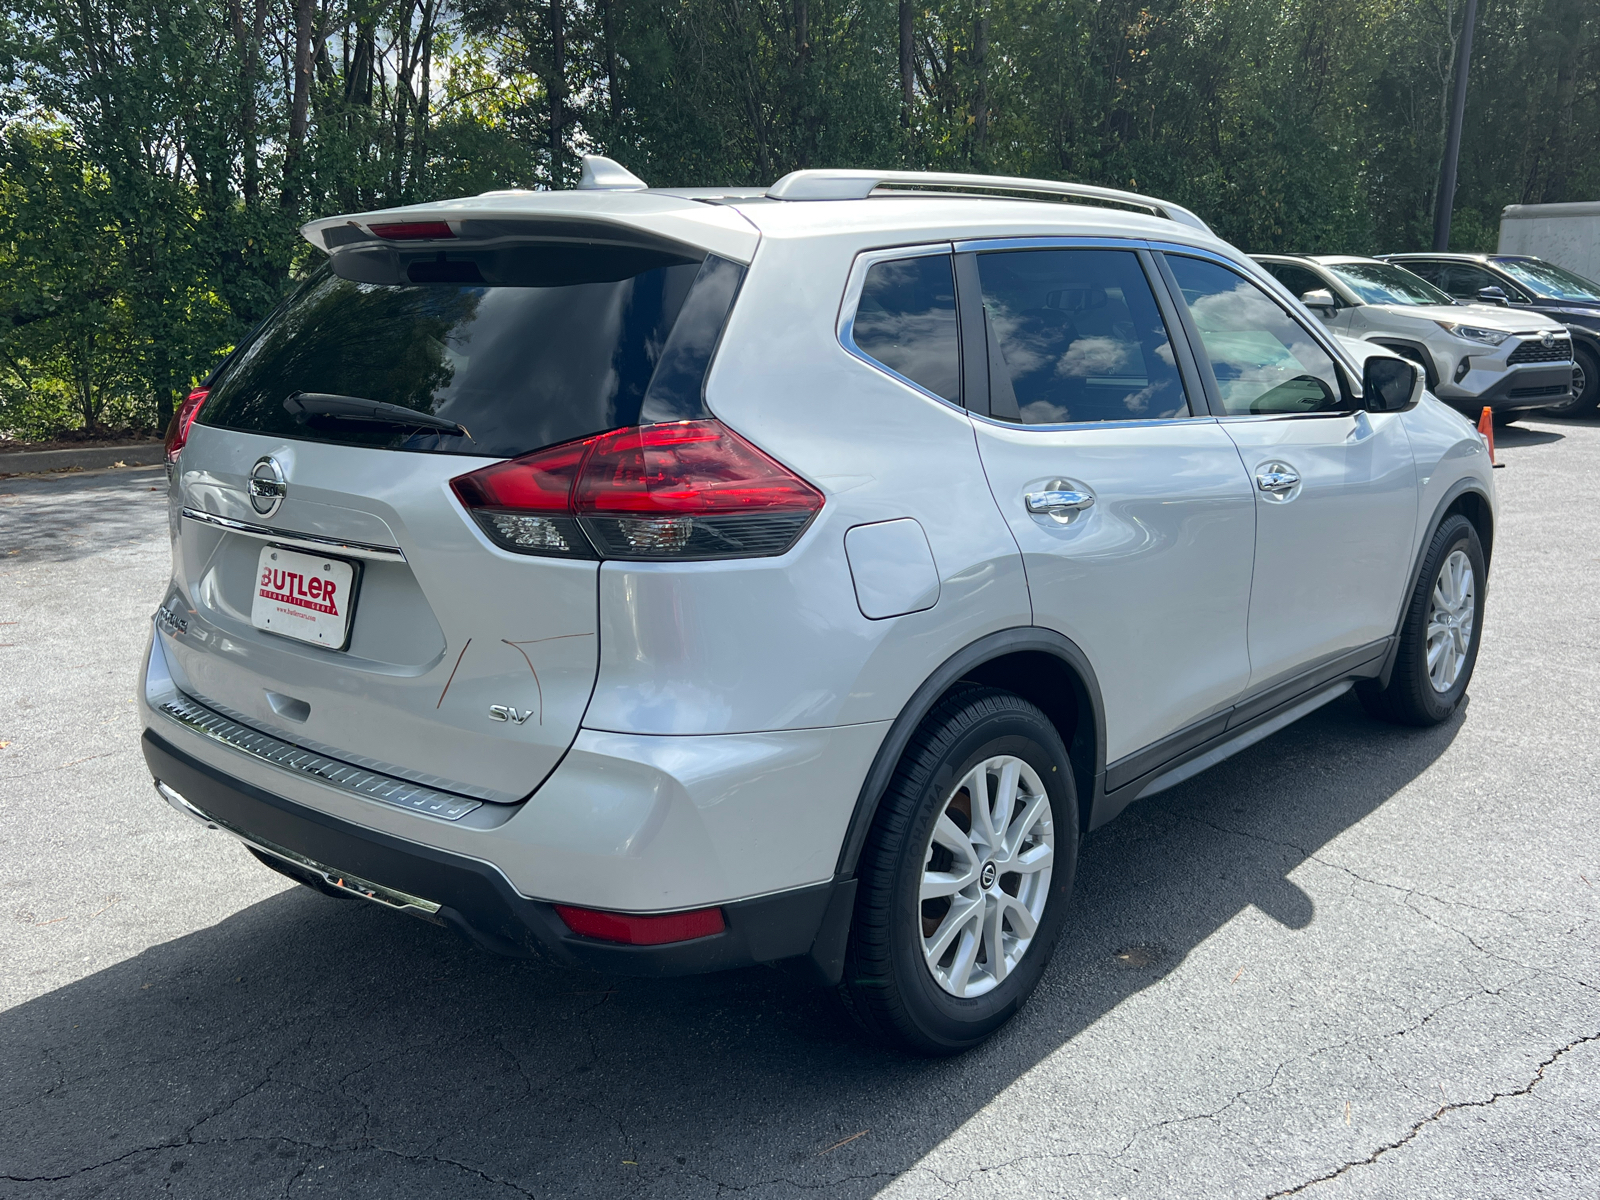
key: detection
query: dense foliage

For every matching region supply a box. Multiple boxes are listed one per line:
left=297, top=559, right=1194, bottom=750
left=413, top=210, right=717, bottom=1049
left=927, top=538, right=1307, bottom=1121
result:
left=1, top=0, right=1596, bottom=437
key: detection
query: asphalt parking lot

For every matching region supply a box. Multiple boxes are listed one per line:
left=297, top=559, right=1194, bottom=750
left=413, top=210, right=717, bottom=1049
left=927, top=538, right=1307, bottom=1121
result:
left=2, top=418, right=1597, bottom=1199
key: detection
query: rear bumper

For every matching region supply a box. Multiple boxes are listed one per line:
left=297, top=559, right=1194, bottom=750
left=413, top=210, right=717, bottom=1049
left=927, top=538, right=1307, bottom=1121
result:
left=144, top=728, right=854, bottom=978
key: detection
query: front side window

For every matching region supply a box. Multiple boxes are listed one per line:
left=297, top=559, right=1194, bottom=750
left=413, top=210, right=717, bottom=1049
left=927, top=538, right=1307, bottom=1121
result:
left=1491, top=259, right=1600, bottom=302
left=975, top=248, right=1189, bottom=424
left=849, top=254, right=961, bottom=403
left=1262, top=262, right=1332, bottom=303
left=1434, top=262, right=1512, bottom=300
left=1321, top=262, right=1453, bottom=307
left=1166, top=255, right=1345, bottom=416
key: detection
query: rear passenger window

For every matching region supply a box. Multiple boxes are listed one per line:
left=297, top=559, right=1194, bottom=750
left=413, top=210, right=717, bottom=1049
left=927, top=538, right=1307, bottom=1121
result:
left=850, top=254, right=961, bottom=402
left=975, top=248, right=1189, bottom=424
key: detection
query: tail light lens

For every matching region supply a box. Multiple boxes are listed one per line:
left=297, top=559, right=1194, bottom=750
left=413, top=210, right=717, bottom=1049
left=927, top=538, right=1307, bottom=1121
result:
left=553, top=903, right=725, bottom=945
left=369, top=220, right=455, bottom=240
left=451, top=420, right=824, bottom=561
left=164, top=388, right=209, bottom=464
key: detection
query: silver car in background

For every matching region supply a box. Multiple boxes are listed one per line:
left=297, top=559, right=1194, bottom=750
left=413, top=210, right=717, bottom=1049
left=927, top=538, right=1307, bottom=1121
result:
left=1254, top=253, right=1573, bottom=422
left=144, top=161, right=1497, bottom=1053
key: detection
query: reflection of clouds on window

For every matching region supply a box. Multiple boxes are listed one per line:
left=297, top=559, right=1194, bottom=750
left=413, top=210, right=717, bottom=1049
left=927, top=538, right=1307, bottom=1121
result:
left=1055, top=336, right=1133, bottom=378
left=976, top=248, right=1190, bottom=424
left=853, top=254, right=961, bottom=402
left=1168, top=256, right=1343, bottom=416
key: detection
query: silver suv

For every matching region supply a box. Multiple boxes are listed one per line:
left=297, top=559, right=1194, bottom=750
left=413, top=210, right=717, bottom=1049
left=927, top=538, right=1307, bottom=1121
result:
left=143, top=161, right=1497, bottom=1054
left=1253, top=254, right=1573, bottom=422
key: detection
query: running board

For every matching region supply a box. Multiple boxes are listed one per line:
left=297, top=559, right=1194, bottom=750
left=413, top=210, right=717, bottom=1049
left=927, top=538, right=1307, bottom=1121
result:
left=1134, top=681, right=1351, bottom=801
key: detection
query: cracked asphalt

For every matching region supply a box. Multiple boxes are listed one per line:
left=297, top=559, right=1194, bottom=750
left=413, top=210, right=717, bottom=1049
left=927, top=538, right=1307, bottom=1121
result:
left=2, top=417, right=1598, bottom=1199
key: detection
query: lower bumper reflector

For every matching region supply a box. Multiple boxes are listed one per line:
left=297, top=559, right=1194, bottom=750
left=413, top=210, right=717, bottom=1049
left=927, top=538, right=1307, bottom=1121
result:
left=554, top=903, right=725, bottom=945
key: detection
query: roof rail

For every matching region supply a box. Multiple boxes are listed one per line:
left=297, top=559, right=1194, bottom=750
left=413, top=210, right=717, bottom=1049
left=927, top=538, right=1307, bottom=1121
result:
left=765, top=169, right=1212, bottom=234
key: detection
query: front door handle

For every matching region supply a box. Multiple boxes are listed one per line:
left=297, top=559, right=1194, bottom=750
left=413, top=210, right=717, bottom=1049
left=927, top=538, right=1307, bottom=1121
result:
left=1025, top=489, right=1095, bottom=515
left=1255, top=468, right=1300, bottom=494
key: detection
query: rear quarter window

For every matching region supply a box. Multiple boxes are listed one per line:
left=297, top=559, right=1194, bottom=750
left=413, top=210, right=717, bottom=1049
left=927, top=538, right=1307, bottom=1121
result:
left=848, top=254, right=961, bottom=403
left=199, top=247, right=744, bottom=458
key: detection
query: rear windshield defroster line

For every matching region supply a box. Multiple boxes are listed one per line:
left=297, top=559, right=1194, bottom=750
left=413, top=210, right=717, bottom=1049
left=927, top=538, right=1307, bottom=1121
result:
left=197, top=247, right=746, bottom=459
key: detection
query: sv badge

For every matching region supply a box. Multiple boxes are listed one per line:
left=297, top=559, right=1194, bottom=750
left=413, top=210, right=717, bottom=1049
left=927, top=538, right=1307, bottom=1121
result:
left=488, top=705, right=534, bottom=725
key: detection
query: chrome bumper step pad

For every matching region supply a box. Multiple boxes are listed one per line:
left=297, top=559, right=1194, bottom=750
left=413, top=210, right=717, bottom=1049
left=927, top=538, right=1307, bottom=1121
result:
left=157, top=692, right=482, bottom=821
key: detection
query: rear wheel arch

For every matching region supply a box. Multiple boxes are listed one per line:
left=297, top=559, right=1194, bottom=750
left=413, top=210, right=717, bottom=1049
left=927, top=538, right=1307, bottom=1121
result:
left=835, top=629, right=1105, bottom=879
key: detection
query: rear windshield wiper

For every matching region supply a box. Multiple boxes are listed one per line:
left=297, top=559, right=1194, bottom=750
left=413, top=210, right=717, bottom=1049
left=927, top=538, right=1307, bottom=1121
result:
left=284, top=392, right=470, bottom=439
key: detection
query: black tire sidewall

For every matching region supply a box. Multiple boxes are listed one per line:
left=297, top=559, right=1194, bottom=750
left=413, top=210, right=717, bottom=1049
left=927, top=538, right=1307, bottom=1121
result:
left=1402, top=515, right=1485, bottom=721
left=883, top=709, right=1078, bottom=1052
left=1542, top=343, right=1599, bottom=417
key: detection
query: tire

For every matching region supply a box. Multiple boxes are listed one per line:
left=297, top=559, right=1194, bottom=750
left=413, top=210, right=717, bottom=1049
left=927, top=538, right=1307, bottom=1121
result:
left=1490, top=409, right=1521, bottom=427
left=1542, top=343, right=1599, bottom=418
left=839, top=686, right=1079, bottom=1055
left=1358, top=514, right=1485, bottom=726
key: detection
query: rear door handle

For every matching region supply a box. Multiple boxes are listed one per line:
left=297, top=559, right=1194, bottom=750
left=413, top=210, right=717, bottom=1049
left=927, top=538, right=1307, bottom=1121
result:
left=1255, top=469, right=1300, bottom=494
left=1024, top=489, right=1095, bottom=515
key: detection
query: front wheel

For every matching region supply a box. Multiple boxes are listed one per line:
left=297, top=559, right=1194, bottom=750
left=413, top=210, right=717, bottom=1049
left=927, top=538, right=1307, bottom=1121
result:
left=1358, top=513, right=1485, bottom=726
left=840, top=687, right=1079, bottom=1055
left=1542, top=344, right=1599, bottom=418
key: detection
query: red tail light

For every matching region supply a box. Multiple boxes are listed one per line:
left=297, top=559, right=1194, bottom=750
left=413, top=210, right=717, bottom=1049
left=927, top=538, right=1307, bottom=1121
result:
left=553, top=904, right=725, bottom=945
left=164, top=388, right=209, bottom=463
left=370, top=220, right=454, bottom=241
left=451, top=420, right=824, bottom=560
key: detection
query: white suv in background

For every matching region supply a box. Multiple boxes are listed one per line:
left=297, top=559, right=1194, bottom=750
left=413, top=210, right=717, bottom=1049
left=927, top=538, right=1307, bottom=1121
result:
left=1254, top=254, right=1573, bottom=422
left=144, top=161, right=1497, bottom=1054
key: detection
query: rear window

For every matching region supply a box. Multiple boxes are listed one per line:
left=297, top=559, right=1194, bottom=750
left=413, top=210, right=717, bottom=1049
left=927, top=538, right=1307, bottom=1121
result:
left=199, top=246, right=744, bottom=458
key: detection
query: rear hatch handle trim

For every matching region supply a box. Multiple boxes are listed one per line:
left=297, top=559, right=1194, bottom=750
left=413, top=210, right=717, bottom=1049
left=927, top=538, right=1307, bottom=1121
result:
left=181, top=507, right=408, bottom=563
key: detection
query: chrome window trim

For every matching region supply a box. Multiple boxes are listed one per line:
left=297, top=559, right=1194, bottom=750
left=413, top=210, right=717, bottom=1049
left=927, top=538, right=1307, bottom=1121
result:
left=155, top=689, right=484, bottom=821
left=836, top=241, right=964, bottom=412
left=181, top=507, right=407, bottom=562
left=966, top=412, right=1221, bottom=434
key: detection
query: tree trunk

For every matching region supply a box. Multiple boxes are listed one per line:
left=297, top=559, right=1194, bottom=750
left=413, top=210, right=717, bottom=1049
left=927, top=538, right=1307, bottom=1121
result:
left=973, top=12, right=989, bottom=152
left=229, top=0, right=268, bottom=207
left=282, top=0, right=316, bottom=206
left=899, top=0, right=914, bottom=128
left=602, top=0, right=620, bottom=121
left=550, top=0, right=566, bottom=184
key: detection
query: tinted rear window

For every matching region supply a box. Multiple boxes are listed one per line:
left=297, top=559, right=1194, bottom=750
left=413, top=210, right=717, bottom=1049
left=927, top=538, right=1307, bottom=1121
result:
left=199, top=247, right=744, bottom=458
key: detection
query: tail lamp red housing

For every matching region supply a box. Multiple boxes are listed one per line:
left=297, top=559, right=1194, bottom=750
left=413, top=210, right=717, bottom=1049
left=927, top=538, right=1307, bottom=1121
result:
left=164, top=388, right=209, bottom=463
left=553, top=903, right=726, bottom=946
left=450, top=419, right=824, bottom=561
left=369, top=220, right=455, bottom=241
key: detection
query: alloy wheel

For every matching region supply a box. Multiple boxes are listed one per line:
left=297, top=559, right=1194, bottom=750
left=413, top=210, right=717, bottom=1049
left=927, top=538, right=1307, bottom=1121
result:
left=1426, top=548, right=1476, bottom=693
left=919, top=755, right=1055, bottom=998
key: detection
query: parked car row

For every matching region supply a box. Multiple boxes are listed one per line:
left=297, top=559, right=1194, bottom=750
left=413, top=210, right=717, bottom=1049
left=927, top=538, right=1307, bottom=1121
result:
left=1252, top=252, right=1600, bottom=422
left=147, top=162, right=1498, bottom=1053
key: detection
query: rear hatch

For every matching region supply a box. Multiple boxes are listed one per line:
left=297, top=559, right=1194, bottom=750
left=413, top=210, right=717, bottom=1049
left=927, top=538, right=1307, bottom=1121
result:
left=163, top=199, right=754, bottom=804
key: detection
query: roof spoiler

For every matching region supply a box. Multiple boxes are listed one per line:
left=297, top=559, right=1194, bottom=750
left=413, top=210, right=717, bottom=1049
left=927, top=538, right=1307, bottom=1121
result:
left=765, top=169, right=1212, bottom=234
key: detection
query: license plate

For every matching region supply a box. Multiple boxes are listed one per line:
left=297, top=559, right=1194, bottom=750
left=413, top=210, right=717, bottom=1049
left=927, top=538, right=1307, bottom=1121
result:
left=251, top=546, right=358, bottom=649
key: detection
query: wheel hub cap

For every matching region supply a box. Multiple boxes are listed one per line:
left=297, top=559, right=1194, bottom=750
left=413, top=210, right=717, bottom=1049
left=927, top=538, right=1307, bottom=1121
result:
left=1425, top=548, right=1476, bottom=693
left=919, top=755, right=1055, bottom=998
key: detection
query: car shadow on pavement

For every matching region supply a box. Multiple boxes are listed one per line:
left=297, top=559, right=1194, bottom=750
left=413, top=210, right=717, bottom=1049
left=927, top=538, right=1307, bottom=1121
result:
left=1494, top=424, right=1565, bottom=448
left=1, top=693, right=1463, bottom=1199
